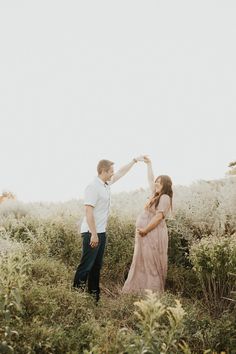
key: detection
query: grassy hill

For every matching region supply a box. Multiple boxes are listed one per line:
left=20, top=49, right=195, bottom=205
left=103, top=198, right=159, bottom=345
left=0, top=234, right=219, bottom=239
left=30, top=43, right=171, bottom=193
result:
left=0, top=177, right=235, bottom=353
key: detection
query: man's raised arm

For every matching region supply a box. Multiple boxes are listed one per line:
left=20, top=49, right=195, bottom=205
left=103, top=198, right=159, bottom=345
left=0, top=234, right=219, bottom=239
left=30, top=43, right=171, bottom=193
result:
left=110, top=155, right=144, bottom=184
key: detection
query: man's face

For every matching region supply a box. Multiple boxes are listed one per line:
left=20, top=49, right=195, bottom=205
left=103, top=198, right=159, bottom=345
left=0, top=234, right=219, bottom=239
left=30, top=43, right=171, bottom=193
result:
left=105, top=166, right=114, bottom=181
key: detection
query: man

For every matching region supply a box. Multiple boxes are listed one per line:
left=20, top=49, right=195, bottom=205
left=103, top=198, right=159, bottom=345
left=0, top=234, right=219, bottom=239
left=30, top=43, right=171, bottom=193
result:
left=73, top=156, right=144, bottom=301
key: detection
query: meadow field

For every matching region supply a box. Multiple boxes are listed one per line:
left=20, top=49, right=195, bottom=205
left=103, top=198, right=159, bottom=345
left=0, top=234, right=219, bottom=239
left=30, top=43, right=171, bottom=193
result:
left=0, top=177, right=236, bottom=353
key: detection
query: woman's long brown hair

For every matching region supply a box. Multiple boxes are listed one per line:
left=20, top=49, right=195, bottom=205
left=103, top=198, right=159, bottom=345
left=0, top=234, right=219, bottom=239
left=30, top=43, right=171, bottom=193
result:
left=145, top=175, right=173, bottom=210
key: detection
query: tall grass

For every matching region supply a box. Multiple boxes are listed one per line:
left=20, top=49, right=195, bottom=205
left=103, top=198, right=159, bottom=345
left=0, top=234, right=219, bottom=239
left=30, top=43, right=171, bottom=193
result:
left=0, top=177, right=235, bottom=353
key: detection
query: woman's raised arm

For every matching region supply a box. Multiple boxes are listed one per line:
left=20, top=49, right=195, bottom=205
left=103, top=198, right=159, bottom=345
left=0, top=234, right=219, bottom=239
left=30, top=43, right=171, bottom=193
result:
left=144, top=156, right=155, bottom=193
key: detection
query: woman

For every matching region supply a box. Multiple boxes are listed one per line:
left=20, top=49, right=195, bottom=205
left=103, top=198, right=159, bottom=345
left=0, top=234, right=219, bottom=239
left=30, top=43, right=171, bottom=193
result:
left=122, top=156, right=173, bottom=294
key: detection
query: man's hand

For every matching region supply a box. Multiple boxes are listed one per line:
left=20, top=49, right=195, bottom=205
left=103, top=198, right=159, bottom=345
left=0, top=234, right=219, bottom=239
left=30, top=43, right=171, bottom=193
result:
left=90, top=233, right=99, bottom=248
left=137, top=228, right=148, bottom=237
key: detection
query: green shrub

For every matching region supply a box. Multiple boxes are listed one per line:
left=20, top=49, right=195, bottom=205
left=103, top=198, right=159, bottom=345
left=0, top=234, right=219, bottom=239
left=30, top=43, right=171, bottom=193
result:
left=17, top=216, right=82, bottom=267
left=168, top=217, right=192, bottom=267
left=189, top=234, right=236, bottom=313
left=166, top=264, right=202, bottom=299
left=40, top=217, right=82, bottom=267
left=182, top=299, right=236, bottom=353
left=116, top=291, right=191, bottom=354
left=1, top=215, right=41, bottom=243
left=1, top=211, right=82, bottom=267
left=103, top=215, right=135, bottom=284
left=14, top=284, right=98, bottom=353
left=29, top=256, right=72, bottom=286
left=0, top=252, right=28, bottom=353
left=228, top=272, right=236, bottom=303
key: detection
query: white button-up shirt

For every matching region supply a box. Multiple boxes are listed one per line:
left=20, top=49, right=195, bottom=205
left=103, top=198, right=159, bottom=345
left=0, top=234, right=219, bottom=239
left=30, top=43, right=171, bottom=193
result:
left=80, top=176, right=111, bottom=233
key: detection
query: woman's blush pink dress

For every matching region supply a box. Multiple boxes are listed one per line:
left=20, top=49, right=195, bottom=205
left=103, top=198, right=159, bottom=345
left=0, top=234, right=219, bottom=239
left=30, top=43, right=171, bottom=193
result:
left=122, top=194, right=171, bottom=294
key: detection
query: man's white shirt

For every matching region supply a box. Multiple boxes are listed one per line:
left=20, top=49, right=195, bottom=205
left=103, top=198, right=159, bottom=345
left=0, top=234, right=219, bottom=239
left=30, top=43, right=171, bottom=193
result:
left=80, top=177, right=111, bottom=233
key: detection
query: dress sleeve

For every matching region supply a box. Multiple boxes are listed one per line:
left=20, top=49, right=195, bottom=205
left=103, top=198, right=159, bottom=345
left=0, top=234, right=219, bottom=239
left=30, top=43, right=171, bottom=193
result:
left=156, top=194, right=171, bottom=218
left=84, top=185, right=98, bottom=207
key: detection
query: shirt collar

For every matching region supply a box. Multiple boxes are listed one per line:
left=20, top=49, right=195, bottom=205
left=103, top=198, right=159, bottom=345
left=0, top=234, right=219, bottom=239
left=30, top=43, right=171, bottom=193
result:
left=96, top=176, right=108, bottom=186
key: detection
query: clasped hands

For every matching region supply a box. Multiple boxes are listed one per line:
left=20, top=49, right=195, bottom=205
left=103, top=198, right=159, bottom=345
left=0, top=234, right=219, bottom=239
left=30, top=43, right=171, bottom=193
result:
left=133, top=155, right=151, bottom=164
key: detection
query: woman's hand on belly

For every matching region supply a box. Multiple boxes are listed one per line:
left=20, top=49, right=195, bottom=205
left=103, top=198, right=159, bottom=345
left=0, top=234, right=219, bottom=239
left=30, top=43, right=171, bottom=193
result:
left=137, top=228, right=148, bottom=237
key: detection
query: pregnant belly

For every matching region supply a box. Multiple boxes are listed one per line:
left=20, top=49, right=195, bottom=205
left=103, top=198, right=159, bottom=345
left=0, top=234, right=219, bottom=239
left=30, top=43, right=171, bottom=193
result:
left=136, top=211, right=150, bottom=228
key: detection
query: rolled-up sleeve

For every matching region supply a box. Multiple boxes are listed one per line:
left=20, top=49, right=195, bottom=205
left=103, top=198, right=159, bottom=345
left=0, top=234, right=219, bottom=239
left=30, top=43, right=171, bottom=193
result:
left=156, top=194, right=171, bottom=218
left=84, top=185, right=98, bottom=207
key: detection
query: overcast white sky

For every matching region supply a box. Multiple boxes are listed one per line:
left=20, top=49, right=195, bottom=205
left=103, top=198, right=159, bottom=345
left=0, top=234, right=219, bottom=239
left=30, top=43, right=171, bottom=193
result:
left=0, top=1, right=235, bottom=202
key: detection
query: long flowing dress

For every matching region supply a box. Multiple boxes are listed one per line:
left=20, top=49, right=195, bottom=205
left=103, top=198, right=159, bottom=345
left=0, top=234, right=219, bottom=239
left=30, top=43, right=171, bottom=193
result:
left=122, top=194, right=171, bottom=294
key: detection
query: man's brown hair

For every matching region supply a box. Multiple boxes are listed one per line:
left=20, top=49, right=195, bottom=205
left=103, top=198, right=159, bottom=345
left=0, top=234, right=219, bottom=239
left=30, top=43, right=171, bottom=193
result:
left=97, top=160, right=114, bottom=174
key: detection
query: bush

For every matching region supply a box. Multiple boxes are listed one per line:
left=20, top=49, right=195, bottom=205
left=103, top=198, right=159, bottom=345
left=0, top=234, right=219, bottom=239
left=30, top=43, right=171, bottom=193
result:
left=115, top=291, right=191, bottom=354
left=181, top=299, right=236, bottom=353
left=167, top=217, right=192, bottom=267
left=29, top=256, right=72, bottom=286
left=0, top=252, right=28, bottom=353
left=166, top=264, right=202, bottom=299
left=103, top=215, right=135, bottom=285
left=1, top=215, right=41, bottom=243
left=6, top=216, right=83, bottom=267
left=189, top=234, right=236, bottom=313
left=15, top=284, right=98, bottom=353
left=40, top=217, right=82, bottom=267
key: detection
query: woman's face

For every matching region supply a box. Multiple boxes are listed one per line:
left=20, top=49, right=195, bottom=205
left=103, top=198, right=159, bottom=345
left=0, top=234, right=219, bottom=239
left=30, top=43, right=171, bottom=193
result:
left=155, top=177, right=163, bottom=193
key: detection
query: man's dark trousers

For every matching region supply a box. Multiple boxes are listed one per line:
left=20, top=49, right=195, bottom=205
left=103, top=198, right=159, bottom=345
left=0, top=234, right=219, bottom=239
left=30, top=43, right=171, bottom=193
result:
left=73, top=232, right=106, bottom=301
